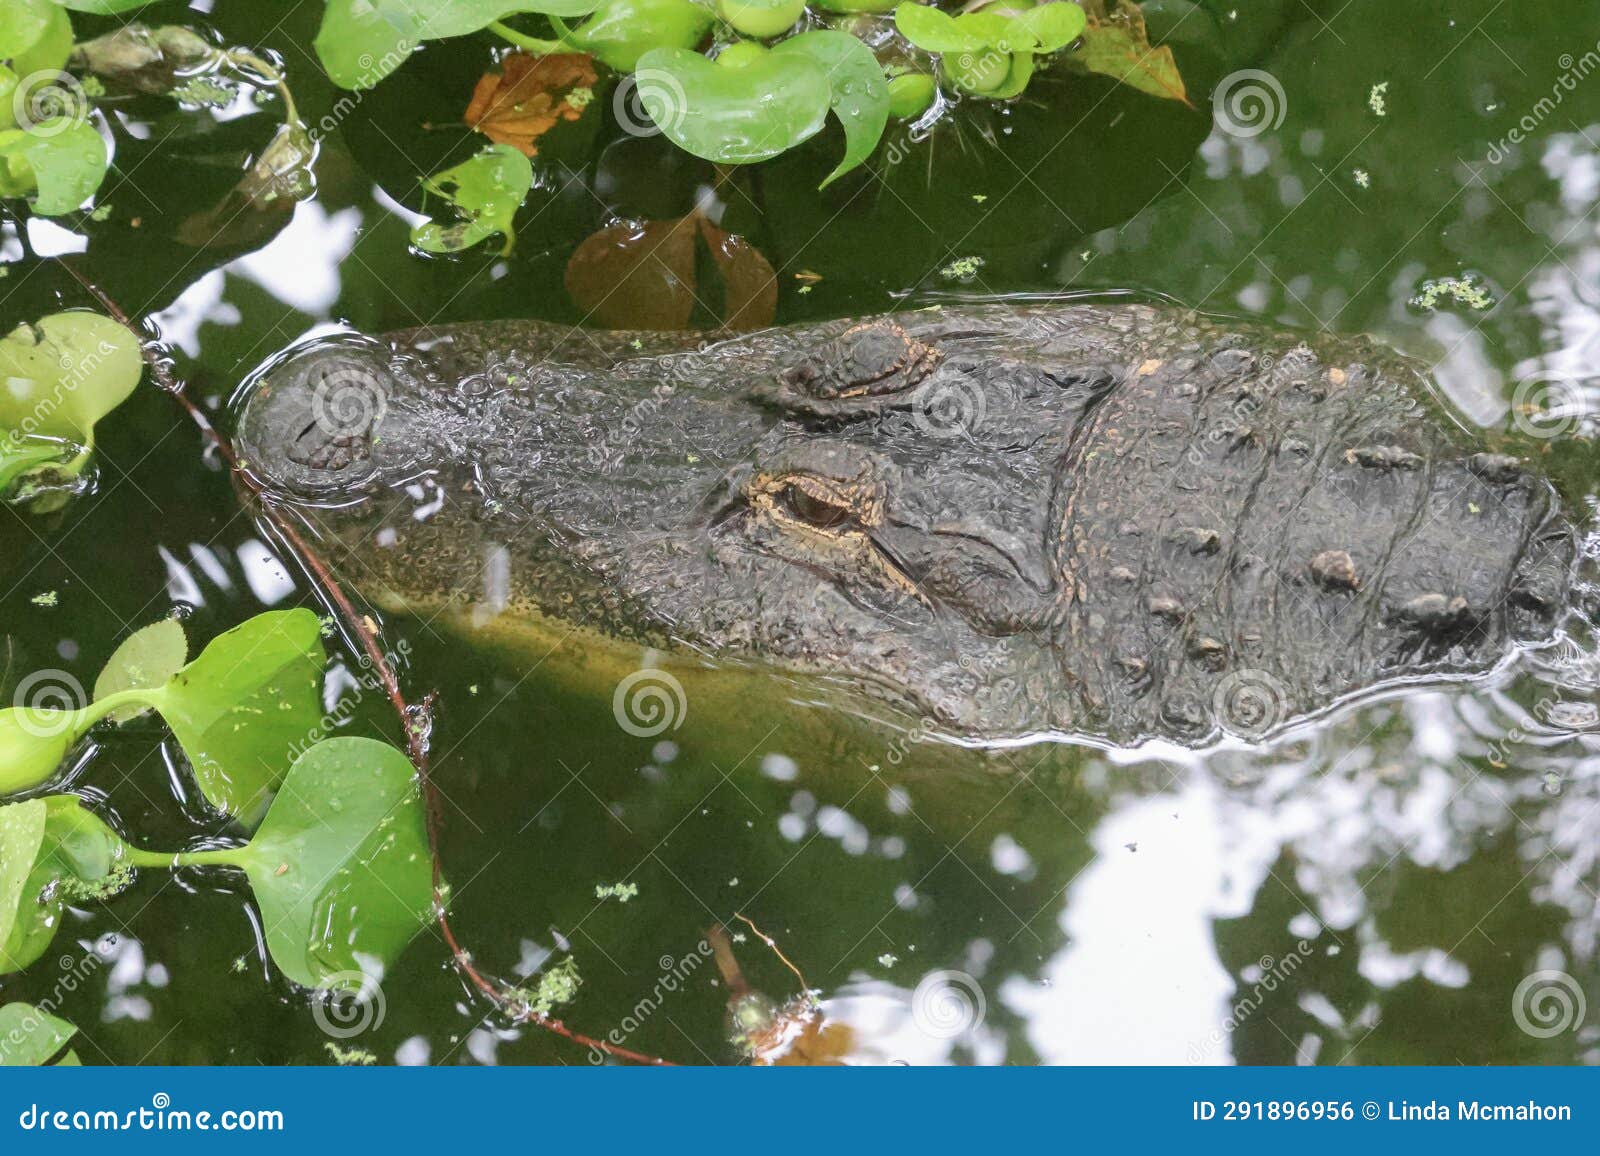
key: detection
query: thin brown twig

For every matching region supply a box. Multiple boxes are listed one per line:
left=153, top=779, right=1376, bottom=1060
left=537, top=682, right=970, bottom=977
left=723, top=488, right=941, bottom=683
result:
left=734, top=912, right=811, bottom=992
left=57, top=258, right=673, bottom=1067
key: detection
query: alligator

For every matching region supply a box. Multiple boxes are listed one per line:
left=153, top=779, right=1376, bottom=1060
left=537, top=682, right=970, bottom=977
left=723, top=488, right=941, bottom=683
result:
left=235, top=303, right=1579, bottom=747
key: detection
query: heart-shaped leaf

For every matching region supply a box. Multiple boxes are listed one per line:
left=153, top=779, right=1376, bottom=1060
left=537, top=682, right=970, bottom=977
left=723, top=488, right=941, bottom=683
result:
left=569, top=0, right=714, bottom=71
left=634, top=46, right=831, bottom=165
left=214, top=737, right=435, bottom=990
left=0, top=119, right=109, bottom=215
left=412, top=143, right=533, bottom=255
left=92, top=616, right=187, bottom=723
left=771, top=30, right=889, bottom=187
left=0, top=312, right=142, bottom=446
left=1003, top=3, right=1087, bottom=52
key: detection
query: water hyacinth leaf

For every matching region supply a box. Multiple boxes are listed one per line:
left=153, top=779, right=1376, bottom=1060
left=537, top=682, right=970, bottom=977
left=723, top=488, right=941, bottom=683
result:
left=634, top=47, right=831, bottom=165
left=0, top=795, right=132, bottom=976
left=0, top=1002, right=79, bottom=1065
left=0, top=437, right=70, bottom=494
left=0, top=706, right=76, bottom=796
left=569, top=0, right=714, bottom=72
left=0, top=120, right=109, bottom=215
left=137, top=608, right=327, bottom=824
left=0, top=312, right=142, bottom=447
left=0, top=0, right=73, bottom=118
left=53, top=1, right=168, bottom=12
left=220, top=738, right=434, bottom=989
left=771, top=30, right=889, bottom=187
left=92, top=617, right=186, bottom=723
left=892, top=4, right=995, bottom=53
left=412, top=143, right=533, bottom=255
left=1003, top=2, right=1087, bottom=52
left=315, top=0, right=607, bottom=89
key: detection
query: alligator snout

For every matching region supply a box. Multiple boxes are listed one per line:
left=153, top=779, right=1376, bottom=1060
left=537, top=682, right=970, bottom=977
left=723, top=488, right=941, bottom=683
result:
left=236, top=341, right=396, bottom=497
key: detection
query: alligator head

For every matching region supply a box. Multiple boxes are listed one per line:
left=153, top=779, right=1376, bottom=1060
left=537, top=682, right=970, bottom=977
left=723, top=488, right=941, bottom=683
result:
left=236, top=304, right=1577, bottom=747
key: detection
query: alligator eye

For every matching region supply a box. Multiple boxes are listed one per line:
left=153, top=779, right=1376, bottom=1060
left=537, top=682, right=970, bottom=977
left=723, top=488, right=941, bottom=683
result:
left=781, top=484, right=855, bottom=530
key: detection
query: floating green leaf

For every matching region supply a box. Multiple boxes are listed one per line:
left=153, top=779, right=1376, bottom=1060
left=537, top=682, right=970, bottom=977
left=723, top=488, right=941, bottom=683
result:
left=191, top=737, right=435, bottom=990
left=568, top=0, right=714, bottom=71
left=0, top=1002, right=80, bottom=1065
left=771, top=30, right=889, bottom=187
left=53, top=1, right=169, bottom=13
left=1004, top=3, right=1087, bottom=52
left=0, top=610, right=326, bottom=823
left=314, top=0, right=607, bottom=89
left=0, top=312, right=142, bottom=447
left=412, top=144, right=533, bottom=255
left=0, top=119, right=110, bottom=216
left=634, top=46, right=830, bottom=165
left=0, top=795, right=132, bottom=976
left=0, top=1, right=73, bottom=124
left=92, top=616, right=187, bottom=723
left=894, top=2, right=1085, bottom=96
left=718, top=0, right=805, bottom=40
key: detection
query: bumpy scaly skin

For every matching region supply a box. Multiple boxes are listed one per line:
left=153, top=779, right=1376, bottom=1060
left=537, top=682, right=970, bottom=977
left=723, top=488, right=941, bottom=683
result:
left=235, top=304, right=1576, bottom=747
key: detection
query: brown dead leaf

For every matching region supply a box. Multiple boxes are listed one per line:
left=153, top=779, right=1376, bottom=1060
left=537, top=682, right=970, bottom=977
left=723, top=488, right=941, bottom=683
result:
left=1073, top=0, right=1191, bottom=107
left=565, top=211, right=777, bottom=332
left=465, top=52, right=597, bottom=156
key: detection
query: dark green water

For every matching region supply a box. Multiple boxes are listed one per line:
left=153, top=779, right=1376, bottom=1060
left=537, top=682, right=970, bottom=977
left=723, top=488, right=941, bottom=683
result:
left=2, top=0, right=1598, bottom=1064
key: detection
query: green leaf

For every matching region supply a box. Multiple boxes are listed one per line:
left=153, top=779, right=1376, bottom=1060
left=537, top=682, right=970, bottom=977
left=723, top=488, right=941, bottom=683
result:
left=0, top=1, right=72, bottom=89
left=893, top=4, right=991, bottom=53
left=412, top=143, right=532, bottom=255
left=220, top=738, right=435, bottom=989
left=92, top=617, right=186, bottom=723
left=314, top=1, right=607, bottom=89
left=0, top=312, right=142, bottom=447
left=633, top=46, right=831, bottom=165
left=569, top=0, right=715, bottom=72
left=0, top=119, right=109, bottom=215
left=771, top=30, right=889, bottom=187
left=0, top=1002, right=79, bottom=1065
left=52, top=1, right=169, bottom=12
left=0, top=795, right=132, bottom=976
left=1003, top=3, right=1086, bottom=52
left=134, top=609, right=327, bottom=825
left=0, top=436, right=71, bottom=494
left=0, top=707, right=76, bottom=796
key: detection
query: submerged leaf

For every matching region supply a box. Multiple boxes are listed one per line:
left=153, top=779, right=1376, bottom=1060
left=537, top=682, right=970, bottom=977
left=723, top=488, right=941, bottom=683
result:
left=565, top=211, right=776, bottom=331
left=223, top=737, right=435, bottom=989
left=411, top=144, right=533, bottom=255
left=464, top=52, right=597, bottom=156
